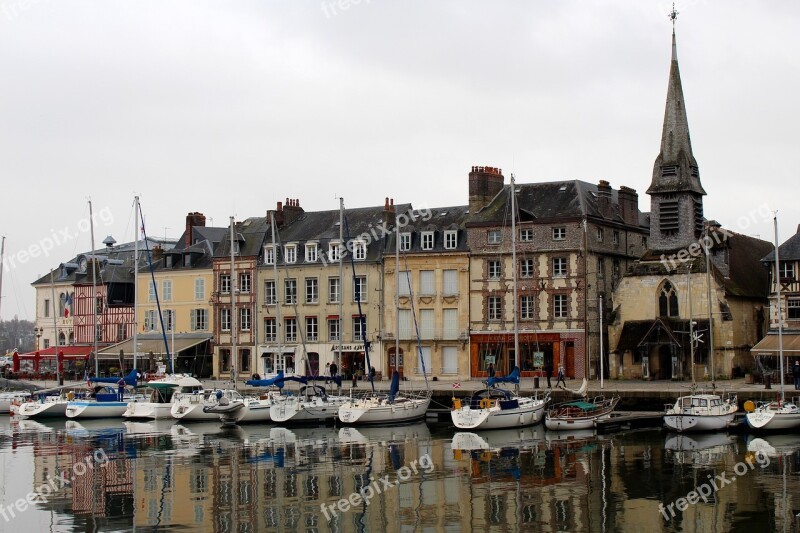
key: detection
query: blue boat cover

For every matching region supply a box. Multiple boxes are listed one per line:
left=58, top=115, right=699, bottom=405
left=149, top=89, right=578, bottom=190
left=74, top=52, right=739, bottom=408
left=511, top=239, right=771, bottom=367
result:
left=388, top=371, right=400, bottom=403
left=486, top=366, right=520, bottom=388
left=89, top=369, right=139, bottom=387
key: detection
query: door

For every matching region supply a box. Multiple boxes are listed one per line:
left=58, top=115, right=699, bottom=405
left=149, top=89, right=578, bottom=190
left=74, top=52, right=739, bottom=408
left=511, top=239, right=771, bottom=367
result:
left=565, top=342, right=575, bottom=378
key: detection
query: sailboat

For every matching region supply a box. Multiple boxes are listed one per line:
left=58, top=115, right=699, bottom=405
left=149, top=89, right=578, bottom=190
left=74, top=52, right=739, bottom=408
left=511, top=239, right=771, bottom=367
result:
left=452, top=175, right=549, bottom=430
left=338, top=212, right=431, bottom=425
left=664, top=256, right=738, bottom=432
left=746, top=216, right=800, bottom=431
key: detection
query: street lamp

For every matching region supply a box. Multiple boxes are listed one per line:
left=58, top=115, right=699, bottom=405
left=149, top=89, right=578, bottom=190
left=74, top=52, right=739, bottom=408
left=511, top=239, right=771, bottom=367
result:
left=34, top=327, right=43, bottom=350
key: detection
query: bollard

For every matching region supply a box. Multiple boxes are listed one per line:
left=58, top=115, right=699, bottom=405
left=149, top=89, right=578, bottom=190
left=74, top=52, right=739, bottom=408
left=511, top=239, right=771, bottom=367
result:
left=533, top=376, right=540, bottom=389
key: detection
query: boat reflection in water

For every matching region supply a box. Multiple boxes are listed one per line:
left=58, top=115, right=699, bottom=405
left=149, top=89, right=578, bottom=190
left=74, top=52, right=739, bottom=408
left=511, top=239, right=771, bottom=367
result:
left=664, top=432, right=737, bottom=466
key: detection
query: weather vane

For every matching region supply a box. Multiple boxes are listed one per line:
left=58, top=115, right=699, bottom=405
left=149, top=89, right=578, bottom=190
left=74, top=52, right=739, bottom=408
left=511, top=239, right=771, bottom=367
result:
left=669, top=3, right=679, bottom=28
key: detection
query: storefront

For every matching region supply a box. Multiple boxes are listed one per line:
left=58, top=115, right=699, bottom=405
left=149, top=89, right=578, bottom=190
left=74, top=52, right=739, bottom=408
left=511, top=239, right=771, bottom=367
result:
left=470, top=332, right=581, bottom=378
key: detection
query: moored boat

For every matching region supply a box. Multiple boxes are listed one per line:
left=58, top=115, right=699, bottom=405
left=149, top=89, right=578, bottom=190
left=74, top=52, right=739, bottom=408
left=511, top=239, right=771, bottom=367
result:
left=0, top=390, right=30, bottom=414
left=663, top=392, right=738, bottom=432
left=545, top=395, right=619, bottom=431
left=124, top=375, right=203, bottom=419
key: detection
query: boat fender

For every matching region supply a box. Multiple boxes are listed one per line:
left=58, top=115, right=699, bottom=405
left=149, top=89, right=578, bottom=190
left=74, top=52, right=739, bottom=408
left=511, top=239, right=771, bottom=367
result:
left=743, top=400, right=755, bottom=413
left=479, top=398, right=493, bottom=409
left=452, top=398, right=462, bottom=409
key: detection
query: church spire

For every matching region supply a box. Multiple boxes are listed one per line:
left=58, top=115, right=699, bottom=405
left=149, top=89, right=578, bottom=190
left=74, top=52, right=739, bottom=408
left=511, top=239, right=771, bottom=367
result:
left=647, top=7, right=705, bottom=197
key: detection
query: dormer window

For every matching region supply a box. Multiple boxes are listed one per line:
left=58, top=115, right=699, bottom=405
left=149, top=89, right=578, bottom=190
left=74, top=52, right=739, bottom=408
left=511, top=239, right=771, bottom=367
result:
left=353, top=240, right=366, bottom=261
left=305, top=243, right=318, bottom=263
left=284, top=244, right=297, bottom=264
left=264, top=245, right=275, bottom=265
left=399, top=233, right=411, bottom=252
left=421, top=231, right=434, bottom=251
left=328, top=242, right=342, bottom=262
left=596, top=228, right=604, bottom=242
left=184, top=254, right=192, bottom=267
left=165, top=255, right=173, bottom=268
left=444, top=230, right=457, bottom=250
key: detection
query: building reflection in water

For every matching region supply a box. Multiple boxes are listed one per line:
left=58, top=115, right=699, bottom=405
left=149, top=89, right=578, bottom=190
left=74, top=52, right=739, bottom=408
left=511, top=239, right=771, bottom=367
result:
left=4, top=418, right=800, bottom=532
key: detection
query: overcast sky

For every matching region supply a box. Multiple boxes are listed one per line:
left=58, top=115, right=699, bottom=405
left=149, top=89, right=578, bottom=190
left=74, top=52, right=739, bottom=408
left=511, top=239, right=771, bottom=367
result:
left=1, top=0, right=798, bottom=323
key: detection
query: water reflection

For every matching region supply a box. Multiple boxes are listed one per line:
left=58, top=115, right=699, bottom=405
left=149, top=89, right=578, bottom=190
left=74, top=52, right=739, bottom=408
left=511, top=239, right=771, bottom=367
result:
left=2, top=417, right=800, bottom=532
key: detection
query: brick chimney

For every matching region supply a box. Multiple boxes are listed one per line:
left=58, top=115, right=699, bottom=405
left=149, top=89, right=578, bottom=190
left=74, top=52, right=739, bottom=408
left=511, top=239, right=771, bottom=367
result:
left=383, top=197, right=396, bottom=229
left=280, top=198, right=304, bottom=227
left=597, top=180, right=613, bottom=219
left=151, top=245, right=165, bottom=262
left=617, top=186, right=639, bottom=226
left=185, top=212, right=206, bottom=248
left=468, top=166, right=504, bottom=214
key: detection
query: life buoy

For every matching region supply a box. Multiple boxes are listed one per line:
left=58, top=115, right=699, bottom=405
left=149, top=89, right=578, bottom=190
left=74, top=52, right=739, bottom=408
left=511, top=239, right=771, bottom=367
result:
left=452, top=398, right=462, bottom=409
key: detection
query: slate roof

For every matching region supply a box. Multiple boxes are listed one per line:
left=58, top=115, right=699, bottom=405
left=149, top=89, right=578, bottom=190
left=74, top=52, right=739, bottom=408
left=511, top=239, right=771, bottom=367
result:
left=387, top=205, right=471, bottom=253
left=761, top=225, right=800, bottom=262
left=467, top=180, right=647, bottom=228
left=214, top=217, right=271, bottom=259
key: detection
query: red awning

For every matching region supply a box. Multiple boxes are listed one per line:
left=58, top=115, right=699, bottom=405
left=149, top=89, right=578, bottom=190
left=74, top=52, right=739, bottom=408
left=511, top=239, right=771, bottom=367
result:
left=19, top=346, right=93, bottom=359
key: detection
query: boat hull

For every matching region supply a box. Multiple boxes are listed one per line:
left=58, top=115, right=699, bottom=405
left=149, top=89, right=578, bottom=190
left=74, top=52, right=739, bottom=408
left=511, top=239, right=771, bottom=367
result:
left=270, top=397, right=347, bottom=424
left=338, top=396, right=430, bottom=425
left=16, top=399, right=69, bottom=419
left=219, top=400, right=272, bottom=424
left=0, top=392, right=30, bottom=414
left=545, top=396, right=619, bottom=431
left=171, top=402, right=224, bottom=421
left=66, top=401, right=129, bottom=419
left=123, top=402, right=173, bottom=420
left=451, top=398, right=547, bottom=430
left=746, top=407, right=800, bottom=431
left=545, top=413, right=611, bottom=431
left=664, top=413, right=736, bottom=432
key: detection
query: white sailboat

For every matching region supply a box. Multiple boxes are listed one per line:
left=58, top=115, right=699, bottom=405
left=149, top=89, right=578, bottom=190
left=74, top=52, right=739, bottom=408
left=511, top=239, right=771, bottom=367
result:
left=746, top=215, right=800, bottom=431
left=452, top=175, right=549, bottom=430
left=338, top=208, right=431, bottom=425
left=664, top=256, right=737, bottom=432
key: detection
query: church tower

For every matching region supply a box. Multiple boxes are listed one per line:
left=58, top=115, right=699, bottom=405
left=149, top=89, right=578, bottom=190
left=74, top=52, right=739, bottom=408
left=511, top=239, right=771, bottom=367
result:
left=647, top=20, right=706, bottom=252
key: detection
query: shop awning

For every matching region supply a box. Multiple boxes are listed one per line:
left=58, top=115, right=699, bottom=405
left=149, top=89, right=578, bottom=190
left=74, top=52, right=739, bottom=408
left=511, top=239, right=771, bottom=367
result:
left=751, top=333, right=800, bottom=355
left=19, top=346, right=93, bottom=359
left=97, top=333, right=212, bottom=360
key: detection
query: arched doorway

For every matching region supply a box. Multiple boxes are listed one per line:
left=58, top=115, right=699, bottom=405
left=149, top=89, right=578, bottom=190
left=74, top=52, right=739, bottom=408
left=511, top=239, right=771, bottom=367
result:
left=388, top=347, right=404, bottom=379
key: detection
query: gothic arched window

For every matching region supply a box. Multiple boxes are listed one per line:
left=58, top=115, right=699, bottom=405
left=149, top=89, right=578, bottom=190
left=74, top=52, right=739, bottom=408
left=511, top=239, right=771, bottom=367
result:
left=659, top=281, right=679, bottom=318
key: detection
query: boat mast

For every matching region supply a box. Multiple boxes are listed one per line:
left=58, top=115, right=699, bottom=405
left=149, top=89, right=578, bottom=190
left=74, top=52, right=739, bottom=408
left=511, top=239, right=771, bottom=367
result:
left=270, top=211, right=282, bottom=375
left=49, top=268, right=60, bottom=386
left=395, top=221, right=400, bottom=375
left=230, top=216, right=237, bottom=390
left=774, top=214, right=785, bottom=401
left=704, top=228, right=715, bottom=387
left=337, top=198, right=344, bottom=380
left=687, top=265, right=695, bottom=387
left=133, top=196, right=139, bottom=373
left=599, top=293, right=604, bottom=389
left=89, top=200, right=99, bottom=376
left=0, top=236, right=5, bottom=321
left=510, top=174, right=519, bottom=374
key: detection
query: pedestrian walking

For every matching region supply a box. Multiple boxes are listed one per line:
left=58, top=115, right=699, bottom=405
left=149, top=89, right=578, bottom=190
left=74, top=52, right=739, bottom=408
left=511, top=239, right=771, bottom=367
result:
left=556, top=365, right=566, bottom=387
left=544, top=359, right=554, bottom=388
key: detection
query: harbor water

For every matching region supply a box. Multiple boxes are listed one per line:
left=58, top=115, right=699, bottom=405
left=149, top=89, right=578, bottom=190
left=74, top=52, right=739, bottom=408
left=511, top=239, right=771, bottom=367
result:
left=0, top=417, right=798, bottom=532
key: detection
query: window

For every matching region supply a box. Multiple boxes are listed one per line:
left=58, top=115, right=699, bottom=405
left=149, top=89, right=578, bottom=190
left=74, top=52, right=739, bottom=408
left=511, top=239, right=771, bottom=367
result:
left=264, top=280, right=276, bottom=305
left=399, top=233, right=411, bottom=251
left=416, top=346, right=432, bottom=375
left=444, top=230, right=457, bottom=249
left=442, top=346, right=458, bottom=374
left=264, top=245, right=275, bottom=265
left=488, top=296, right=501, bottom=320
left=284, top=279, right=297, bottom=304
left=398, top=309, right=412, bottom=339
left=149, top=281, right=156, bottom=302
left=398, top=271, right=411, bottom=297
left=612, top=259, right=621, bottom=279
left=553, top=294, right=568, bottom=318
left=353, top=276, right=366, bottom=303
left=220, top=274, right=231, bottom=294
left=285, top=318, right=297, bottom=343
left=240, top=308, right=251, bottom=331
left=353, top=316, right=366, bottom=342
left=553, top=257, right=567, bottom=277
left=421, top=232, right=434, bottom=250
left=305, top=243, right=318, bottom=263
left=284, top=245, right=297, bottom=264
left=240, top=349, right=250, bottom=373
left=327, top=318, right=340, bottom=341
left=598, top=257, right=605, bottom=277
left=780, top=262, right=795, bottom=280
left=488, top=260, right=501, bottom=279
left=443, top=270, right=458, bottom=295
left=44, top=299, right=50, bottom=318
left=160, top=280, right=171, bottom=302
left=328, top=277, right=340, bottom=303
left=596, top=228, right=604, bottom=242
left=96, top=295, right=103, bottom=314
left=144, top=310, right=158, bottom=332
left=520, top=259, right=534, bottom=278
left=613, top=231, right=620, bottom=245
left=788, top=299, right=800, bottom=320
left=236, top=273, right=249, bottom=294
left=191, top=309, right=207, bottom=331
left=195, top=278, right=205, bottom=300
left=552, top=227, right=566, bottom=241
left=658, top=281, right=679, bottom=317
left=420, top=309, right=434, bottom=339
left=420, top=270, right=435, bottom=295
left=328, top=242, right=342, bottom=262
left=443, top=309, right=458, bottom=339
left=264, top=318, right=276, bottom=342
left=488, top=230, right=502, bottom=244
left=520, top=228, right=533, bottom=242
left=305, top=278, right=318, bottom=304
left=95, top=324, right=102, bottom=341
left=220, top=308, right=231, bottom=331
left=353, top=240, right=366, bottom=261
left=520, top=296, right=534, bottom=319
left=306, top=317, right=318, bottom=342
left=43, top=339, right=50, bottom=349
left=164, top=309, right=175, bottom=331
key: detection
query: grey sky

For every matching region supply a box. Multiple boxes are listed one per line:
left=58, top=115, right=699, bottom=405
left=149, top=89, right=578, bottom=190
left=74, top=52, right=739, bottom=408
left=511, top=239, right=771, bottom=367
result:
left=1, top=0, right=798, bottom=322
